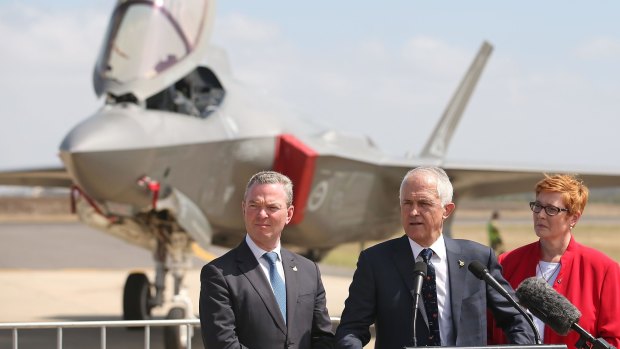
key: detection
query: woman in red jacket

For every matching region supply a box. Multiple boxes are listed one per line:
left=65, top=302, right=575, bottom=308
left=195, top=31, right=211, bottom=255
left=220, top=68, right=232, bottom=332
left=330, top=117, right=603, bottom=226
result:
left=488, top=174, right=620, bottom=348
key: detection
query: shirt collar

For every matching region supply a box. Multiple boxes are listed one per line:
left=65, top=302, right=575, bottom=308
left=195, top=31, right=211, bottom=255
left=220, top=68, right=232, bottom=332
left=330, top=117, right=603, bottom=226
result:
left=408, top=234, right=447, bottom=261
left=245, top=234, right=282, bottom=262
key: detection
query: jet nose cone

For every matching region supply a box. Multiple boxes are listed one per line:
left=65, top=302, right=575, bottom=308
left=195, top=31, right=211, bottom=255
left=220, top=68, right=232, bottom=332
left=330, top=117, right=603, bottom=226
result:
left=59, top=105, right=154, bottom=206
left=60, top=104, right=146, bottom=154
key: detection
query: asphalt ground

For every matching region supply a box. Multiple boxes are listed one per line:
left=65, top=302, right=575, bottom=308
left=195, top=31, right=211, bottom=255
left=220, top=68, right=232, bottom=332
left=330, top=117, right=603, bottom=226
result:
left=0, top=222, right=361, bottom=348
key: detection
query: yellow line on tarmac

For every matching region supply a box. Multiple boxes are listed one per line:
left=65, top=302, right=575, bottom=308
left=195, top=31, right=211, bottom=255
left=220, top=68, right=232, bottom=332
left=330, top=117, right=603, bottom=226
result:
left=191, top=242, right=217, bottom=262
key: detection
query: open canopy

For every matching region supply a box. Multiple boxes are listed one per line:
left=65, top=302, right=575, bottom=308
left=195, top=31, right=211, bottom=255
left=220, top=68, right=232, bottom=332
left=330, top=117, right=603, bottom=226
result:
left=93, top=0, right=215, bottom=101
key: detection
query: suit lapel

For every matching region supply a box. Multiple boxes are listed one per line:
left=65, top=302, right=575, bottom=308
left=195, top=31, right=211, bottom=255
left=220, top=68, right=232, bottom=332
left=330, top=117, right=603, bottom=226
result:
left=393, top=235, right=417, bottom=296
left=444, top=237, right=466, bottom=338
left=235, top=241, right=287, bottom=333
left=282, top=249, right=299, bottom=328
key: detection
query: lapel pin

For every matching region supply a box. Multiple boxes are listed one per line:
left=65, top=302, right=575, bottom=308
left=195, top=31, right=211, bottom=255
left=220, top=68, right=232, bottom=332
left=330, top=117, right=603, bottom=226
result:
left=458, top=260, right=465, bottom=268
left=292, top=266, right=298, bottom=272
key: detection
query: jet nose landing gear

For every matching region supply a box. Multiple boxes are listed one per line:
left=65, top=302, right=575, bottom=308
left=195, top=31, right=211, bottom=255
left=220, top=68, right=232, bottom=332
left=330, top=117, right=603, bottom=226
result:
left=122, top=271, right=195, bottom=349
left=121, top=230, right=197, bottom=349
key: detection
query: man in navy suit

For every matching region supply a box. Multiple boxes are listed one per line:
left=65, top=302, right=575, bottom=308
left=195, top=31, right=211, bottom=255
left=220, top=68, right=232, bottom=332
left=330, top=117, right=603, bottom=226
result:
left=335, top=167, right=535, bottom=348
left=200, top=171, right=334, bottom=349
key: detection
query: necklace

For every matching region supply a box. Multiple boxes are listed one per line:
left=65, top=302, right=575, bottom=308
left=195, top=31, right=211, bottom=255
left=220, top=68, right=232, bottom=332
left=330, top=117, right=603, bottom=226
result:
left=537, top=261, right=561, bottom=285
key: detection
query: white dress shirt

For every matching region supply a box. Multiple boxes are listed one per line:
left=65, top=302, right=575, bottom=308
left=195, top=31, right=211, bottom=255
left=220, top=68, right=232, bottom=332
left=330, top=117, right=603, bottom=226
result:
left=409, top=234, right=455, bottom=346
left=245, top=234, right=286, bottom=288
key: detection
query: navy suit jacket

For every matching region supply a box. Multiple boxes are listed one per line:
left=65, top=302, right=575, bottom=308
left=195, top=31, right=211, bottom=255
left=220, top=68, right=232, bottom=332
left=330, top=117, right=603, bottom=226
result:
left=335, top=235, right=535, bottom=349
left=200, top=240, right=334, bottom=349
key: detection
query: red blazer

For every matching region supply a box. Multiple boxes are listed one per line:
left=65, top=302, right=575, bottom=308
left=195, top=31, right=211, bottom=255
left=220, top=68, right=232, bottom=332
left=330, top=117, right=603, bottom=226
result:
left=488, top=236, right=620, bottom=349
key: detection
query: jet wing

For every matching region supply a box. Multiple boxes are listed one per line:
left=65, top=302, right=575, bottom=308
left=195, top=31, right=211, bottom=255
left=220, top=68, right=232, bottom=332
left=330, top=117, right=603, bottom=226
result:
left=302, top=134, right=620, bottom=200
left=444, top=166, right=620, bottom=198
left=0, top=166, right=72, bottom=188
left=375, top=155, right=620, bottom=199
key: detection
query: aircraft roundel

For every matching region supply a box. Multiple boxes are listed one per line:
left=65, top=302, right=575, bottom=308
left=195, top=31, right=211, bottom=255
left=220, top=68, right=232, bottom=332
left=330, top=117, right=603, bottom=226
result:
left=307, top=180, right=328, bottom=212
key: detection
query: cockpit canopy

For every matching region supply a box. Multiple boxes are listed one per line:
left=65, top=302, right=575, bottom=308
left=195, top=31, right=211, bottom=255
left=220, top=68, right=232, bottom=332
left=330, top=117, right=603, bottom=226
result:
left=93, top=0, right=215, bottom=101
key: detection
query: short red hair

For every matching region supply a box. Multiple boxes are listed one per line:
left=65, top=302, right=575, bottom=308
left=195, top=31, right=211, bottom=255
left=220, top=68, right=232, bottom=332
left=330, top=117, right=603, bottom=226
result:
left=535, top=174, right=589, bottom=214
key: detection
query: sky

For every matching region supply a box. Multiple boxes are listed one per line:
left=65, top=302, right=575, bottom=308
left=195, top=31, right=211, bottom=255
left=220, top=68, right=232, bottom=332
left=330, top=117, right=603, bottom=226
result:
left=1, top=1, right=620, bottom=173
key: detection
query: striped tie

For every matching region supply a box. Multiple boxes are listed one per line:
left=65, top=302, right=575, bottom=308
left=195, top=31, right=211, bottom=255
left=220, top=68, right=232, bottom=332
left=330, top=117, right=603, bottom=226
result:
left=263, top=252, right=287, bottom=323
left=420, top=248, right=441, bottom=346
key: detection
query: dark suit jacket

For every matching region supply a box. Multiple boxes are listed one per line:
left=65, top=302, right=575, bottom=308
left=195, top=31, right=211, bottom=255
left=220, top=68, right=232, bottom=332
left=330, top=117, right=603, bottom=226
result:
left=200, top=240, right=334, bottom=349
left=335, top=235, right=535, bottom=349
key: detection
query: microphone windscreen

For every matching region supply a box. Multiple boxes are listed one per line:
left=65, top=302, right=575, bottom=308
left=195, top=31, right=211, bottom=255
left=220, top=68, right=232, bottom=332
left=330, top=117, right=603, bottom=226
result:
left=516, top=277, right=581, bottom=335
left=414, top=261, right=427, bottom=276
left=467, top=260, right=488, bottom=280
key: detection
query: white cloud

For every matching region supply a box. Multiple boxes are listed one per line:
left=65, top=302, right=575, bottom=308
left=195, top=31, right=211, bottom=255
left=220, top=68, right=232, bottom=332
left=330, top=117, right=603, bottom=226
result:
left=401, top=37, right=469, bottom=78
left=216, top=13, right=281, bottom=44
left=574, top=37, right=620, bottom=60
left=357, top=39, right=389, bottom=62
left=0, top=3, right=107, bottom=72
left=0, top=2, right=108, bottom=168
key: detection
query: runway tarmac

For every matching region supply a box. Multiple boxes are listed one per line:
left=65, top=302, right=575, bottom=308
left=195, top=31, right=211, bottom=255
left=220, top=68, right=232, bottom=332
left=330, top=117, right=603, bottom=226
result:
left=0, top=222, right=364, bottom=348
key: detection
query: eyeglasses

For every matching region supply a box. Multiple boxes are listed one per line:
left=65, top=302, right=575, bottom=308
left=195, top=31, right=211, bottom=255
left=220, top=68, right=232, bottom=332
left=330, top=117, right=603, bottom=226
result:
left=529, top=201, right=569, bottom=216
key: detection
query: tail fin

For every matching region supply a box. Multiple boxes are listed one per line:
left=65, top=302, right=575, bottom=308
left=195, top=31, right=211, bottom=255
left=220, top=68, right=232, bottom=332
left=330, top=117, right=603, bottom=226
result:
left=418, top=41, right=493, bottom=159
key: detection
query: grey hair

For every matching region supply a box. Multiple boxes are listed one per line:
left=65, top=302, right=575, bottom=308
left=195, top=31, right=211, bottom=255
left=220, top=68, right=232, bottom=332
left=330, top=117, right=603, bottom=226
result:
left=244, top=171, right=294, bottom=207
left=399, top=166, right=453, bottom=206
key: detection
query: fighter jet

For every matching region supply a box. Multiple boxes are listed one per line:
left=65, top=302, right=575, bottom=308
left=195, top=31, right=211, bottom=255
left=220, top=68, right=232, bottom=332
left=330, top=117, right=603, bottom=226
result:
left=3, top=1, right=620, bottom=348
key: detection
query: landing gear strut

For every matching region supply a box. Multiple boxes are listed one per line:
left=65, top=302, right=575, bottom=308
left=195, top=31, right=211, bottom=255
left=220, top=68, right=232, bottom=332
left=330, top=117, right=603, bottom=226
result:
left=161, top=231, right=194, bottom=349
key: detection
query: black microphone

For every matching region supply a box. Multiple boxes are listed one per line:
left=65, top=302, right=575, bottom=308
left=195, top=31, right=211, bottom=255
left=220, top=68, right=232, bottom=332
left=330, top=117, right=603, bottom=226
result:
left=411, top=261, right=427, bottom=347
left=515, top=277, right=579, bottom=335
left=516, top=277, right=616, bottom=349
left=413, top=261, right=427, bottom=299
left=468, top=260, right=541, bottom=344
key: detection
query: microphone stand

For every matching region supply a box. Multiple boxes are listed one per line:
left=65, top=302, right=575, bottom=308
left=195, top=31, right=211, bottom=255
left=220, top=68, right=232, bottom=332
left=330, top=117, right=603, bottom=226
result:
left=513, top=305, right=542, bottom=344
left=572, top=323, right=616, bottom=349
left=412, top=293, right=421, bottom=347
left=468, top=261, right=542, bottom=344
left=411, top=261, right=426, bottom=347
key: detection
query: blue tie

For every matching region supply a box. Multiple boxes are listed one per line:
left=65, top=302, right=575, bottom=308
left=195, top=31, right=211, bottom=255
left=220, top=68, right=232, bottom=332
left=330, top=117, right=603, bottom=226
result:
left=263, top=252, right=286, bottom=323
left=420, top=248, right=441, bottom=346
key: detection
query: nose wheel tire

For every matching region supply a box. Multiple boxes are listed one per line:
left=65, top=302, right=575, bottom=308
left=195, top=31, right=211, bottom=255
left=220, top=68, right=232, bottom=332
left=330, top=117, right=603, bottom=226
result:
left=123, top=272, right=153, bottom=322
left=163, top=307, right=191, bottom=349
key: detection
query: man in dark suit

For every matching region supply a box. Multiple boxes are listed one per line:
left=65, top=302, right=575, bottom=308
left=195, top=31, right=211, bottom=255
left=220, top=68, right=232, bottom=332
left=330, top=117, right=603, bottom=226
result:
left=200, top=170, right=334, bottom=349
left=335, top=167, right=535, bottom=348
